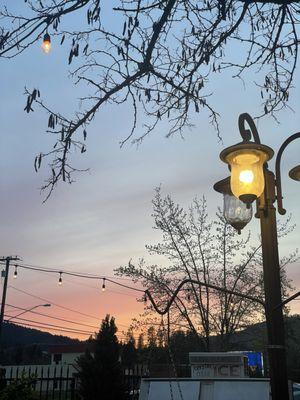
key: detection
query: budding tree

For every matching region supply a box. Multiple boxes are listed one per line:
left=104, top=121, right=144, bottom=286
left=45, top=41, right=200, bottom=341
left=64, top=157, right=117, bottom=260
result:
left=116, top=188, right=296, bottom=350
left=1, top=0, right=299, bottom=196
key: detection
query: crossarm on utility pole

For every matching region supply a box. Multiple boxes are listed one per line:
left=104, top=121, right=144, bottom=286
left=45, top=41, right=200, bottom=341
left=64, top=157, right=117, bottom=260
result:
left=0, top=256, right=21, bottom=347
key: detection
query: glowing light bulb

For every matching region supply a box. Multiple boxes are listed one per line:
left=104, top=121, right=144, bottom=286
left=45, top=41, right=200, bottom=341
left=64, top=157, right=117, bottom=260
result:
left=58, top=272, right=63, bottom=286
left=42, top=33, right=51, bottom=54
left=239, top=170, right=254, bottom=184
left=14, top=266, right=18, bottom=279
left=102, top=278, right=106, bottom=292
left=235, top=206, right=242, bottom=216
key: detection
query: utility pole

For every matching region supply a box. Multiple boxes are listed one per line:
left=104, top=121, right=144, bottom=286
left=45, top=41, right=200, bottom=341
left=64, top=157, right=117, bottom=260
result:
left=0, top=256, right=20, bottom=348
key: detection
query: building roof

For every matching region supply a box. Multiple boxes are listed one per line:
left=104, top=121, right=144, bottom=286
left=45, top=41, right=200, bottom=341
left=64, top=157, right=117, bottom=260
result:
left=48, top=344, right=92, bottom=354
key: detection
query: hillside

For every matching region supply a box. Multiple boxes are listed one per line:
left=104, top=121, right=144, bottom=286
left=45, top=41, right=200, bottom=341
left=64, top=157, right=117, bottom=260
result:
left=0, top=322, right=80, bottom=365
left=1, top=322, right=80, bottom=348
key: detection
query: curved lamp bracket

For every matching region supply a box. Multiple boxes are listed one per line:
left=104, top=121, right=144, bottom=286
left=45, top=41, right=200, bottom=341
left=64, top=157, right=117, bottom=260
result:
left=145, top=278, right=265, bottom=316
left=238, top=113, right=261, bottom=144
left=275, top=132, right=300, bottom=215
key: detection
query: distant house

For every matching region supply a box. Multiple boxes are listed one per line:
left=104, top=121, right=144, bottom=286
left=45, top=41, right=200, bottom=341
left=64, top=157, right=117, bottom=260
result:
left=49, top=344, right=92, bottom=366
left=0, top=344, right=93, bottom=394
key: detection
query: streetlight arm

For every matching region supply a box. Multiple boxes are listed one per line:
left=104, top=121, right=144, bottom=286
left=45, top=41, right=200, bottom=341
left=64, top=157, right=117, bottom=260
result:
left=145, top=278, right=265, bottom=316
left=238, top=113, right=261, bottom=144
left=7, top=305, right=40, bottom=322
left=7, top=304, right=50, bottom=322
left=275, top=132, right=300, bottom=215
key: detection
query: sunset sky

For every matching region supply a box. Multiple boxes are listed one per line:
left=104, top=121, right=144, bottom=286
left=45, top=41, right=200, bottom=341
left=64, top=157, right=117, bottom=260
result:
left=0, top=3, right=300, bottom=340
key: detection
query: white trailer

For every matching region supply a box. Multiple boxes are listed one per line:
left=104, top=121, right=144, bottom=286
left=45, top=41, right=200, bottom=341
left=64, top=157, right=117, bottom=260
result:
left=139, top=377, right=270, bottom=400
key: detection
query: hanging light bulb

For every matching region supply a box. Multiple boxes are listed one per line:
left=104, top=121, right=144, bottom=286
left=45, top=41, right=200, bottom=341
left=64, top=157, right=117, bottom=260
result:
left=42, top=32, right=51, bottom=54
left=14, top=265, right=18, bottom=279
left=102, top=278, right=106, bottom=292
left=58, top=272, right=63, bottom=286
left=220, top=143, right=273, bottom=205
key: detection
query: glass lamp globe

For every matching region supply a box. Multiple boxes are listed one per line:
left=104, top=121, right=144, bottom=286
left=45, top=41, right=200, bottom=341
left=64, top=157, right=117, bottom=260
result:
left=214, top=177, right=253, bottom=234
left=220, top=143, right=274, bottom=205
left=223, top=193, right=252, bottom=234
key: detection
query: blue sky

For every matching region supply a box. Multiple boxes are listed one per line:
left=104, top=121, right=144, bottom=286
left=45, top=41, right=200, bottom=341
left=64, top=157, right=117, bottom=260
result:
left=0, top=2, right=300, bottom=337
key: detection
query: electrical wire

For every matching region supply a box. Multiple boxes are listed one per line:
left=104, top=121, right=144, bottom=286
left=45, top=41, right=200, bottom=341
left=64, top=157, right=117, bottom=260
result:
left=9, top=285, right=104, bottom=320
left=8, top=287, right=133, bottom=329
left=5, top=320, right=139, bottom=340
left=6, top=304, right=100, bottom=330
left=4, top=315, right=93, bottom=335
left=6, top=321, right=93, bottom=336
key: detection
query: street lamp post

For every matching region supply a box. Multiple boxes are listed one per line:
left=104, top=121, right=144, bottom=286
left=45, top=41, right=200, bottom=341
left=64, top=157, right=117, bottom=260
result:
left=214, top=113, right=300, bottom=400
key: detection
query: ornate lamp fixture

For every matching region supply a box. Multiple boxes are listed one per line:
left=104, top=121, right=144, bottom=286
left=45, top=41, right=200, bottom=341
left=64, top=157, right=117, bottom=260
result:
left=214, top=112, right=300, bottom=400
left=220, top=142, right=273, bottom=205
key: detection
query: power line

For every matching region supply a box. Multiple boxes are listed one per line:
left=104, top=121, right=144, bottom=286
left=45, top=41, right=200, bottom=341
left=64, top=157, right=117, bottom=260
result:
left=4, top=320, right=138, bottom=340
left=8, top=287, right=132, bottom=329
left=4, top=315, right=93, bottom=335
left=5, top=321, right=93, bottom=336
left=9, top=286, right=102, bottom=320
left=6, top=304, right=100, bottom=330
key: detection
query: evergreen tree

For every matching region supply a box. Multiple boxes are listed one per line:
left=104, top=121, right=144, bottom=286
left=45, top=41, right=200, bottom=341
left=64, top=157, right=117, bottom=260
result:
left=122, top=330, right=137, bottom=368
left=77, top=315, right=126, bottom=400
left=137, top=334, right=144, bottom=351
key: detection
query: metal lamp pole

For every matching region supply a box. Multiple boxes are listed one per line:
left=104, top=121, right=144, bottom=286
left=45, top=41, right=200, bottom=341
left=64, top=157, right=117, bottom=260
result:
left=214, top=113, right=300, bottom=400
left=259, top=168, right=288, bottom=399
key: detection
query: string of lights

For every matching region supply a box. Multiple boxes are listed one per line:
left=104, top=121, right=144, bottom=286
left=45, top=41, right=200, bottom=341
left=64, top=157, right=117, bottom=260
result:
left=2, top=259, right=229, bottom=337
left=5, top=260, right=251, bottom=318
left=62, top=276, right=138, bottom=298
left=3, top=261, right=134, bottom=281
left=9, top=263, right=145, bottom=294
left=4, top=261, right=214, bottom=296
